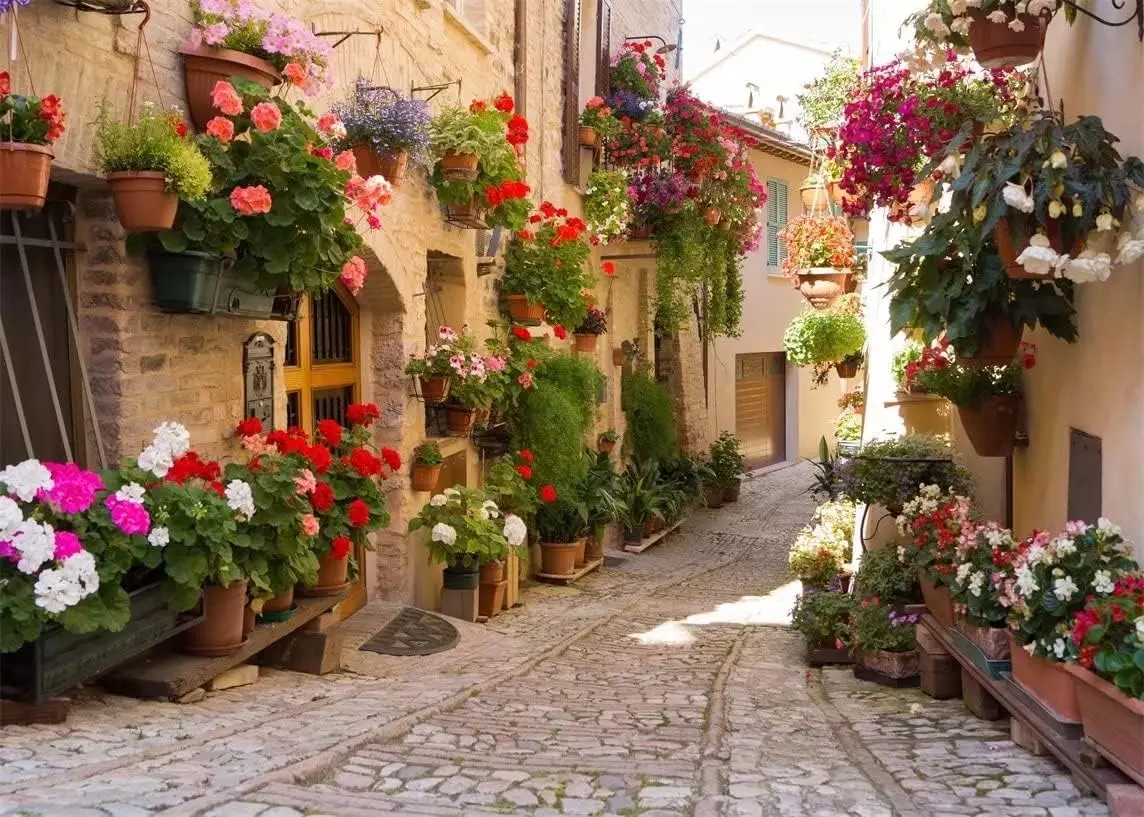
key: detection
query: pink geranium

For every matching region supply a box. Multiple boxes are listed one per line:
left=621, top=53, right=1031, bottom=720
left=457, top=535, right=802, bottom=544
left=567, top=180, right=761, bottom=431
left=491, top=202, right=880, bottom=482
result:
left=334, top=150, right=357, bottom=172
left=206, top=116, right=235, bottom=143
left=250, top=101, right=282, bottom=133
left=37, top=463, right=104, bottom=515
left=210, top=80, right=243, bottom=116
left=301, top=513, right=320, bottom=537
left=53, top=531, right=83, bottom=560
left=340, top=255, right=367, bottom=295
left=230, top=185, right=273, bottom=216
left=104, top=495, right=151, bottom=536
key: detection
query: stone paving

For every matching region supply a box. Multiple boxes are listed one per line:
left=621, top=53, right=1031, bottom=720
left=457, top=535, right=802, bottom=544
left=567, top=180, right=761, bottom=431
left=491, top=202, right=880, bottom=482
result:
left=0, top=462, right=1111, bottom=816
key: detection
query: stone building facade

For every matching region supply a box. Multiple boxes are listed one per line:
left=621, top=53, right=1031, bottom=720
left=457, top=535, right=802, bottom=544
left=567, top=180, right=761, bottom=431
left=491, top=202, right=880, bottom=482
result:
left=5, top=0, right=688, bottom=612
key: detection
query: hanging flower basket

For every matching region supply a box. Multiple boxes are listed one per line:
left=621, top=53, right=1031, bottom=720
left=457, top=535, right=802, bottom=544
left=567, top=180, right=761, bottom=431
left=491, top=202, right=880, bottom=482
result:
left=834, top=358, right=859, bottom=379
left=967, top=10, right=1046, bottom=70
left=703, top=206, right=721, bottom=226
left=0, top=142, right=53, bottom=211
left=377, top=148, right=409, bottom=187
left=107, top=171, right=178, bottom=232
left=419, top=375, right=450, bottom=404
left=578, top=125, right=598, bottom=147
left=505, top=293, right=546, bottom=325
left=800, top=177, right=831, bottom=212
left=440, top=149, right=479, bottom=182
left=180, top=45, right=281, bottom=131
left=444, top=405, right=477, bottom=437
left=796, top=268, right=852, bottom=309
left=994, top=219, right=1086, bottom=280
left=957, top=394, right=1020, bottom=457
left=411, top=462, right=443, bottom=492
left=959, top=314, right=1023, bottom=366
left=350, top=142, right=383, bottom=178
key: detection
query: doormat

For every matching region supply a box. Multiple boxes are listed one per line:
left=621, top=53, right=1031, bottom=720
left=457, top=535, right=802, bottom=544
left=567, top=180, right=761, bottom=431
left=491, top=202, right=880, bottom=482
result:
left=604, top=555, right=628, bottom=568
left=358, top=606, right=460, bottom=657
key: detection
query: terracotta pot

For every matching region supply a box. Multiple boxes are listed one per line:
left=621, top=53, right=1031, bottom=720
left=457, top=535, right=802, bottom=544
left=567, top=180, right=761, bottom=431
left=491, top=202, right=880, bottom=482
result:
left=954, top=617, right=1011, bottom=660
left=968, top=9, right=1046, bottom=69
left=539, top=541, right=579, bottom=576
left=585, top=533, right=605, bottom=561
left=0, top=143, right=53, bottom=211
left=180, top=45, right=281, bottom=131
left=444, top=405, right=476, bottom=437
left=574, top=537, right=588, bottom=568
left=505, top=293, right=546, bottom=325
left=243, top=604, right=256, bottom=636
left=419, top=375, right=450, bottom=404
left=263, top=586, right=295, bottom=615
left=957, top=395, right=1020, bottom=458
left=800, top=178, right=830, bottom=212
left=300, top=551, right=350, bottom=597
left=892, top=180, right=936, bottom=225
left=573, top=333, right=598, bottom=353
left=578, top=125, right=598, bottom=147
left=443, top=198, right=488, bottom=228
left=705, top=483, right=725, bottom=508
left=612, top=348, right=626, bottom=366
left=994, top=218, right=1086, bottom=280
left=1009, top=631, right=1081, bottom=722
left=830, top=181, right=846, bottom=207
left=796, top=268, right=852, bottom=309
left=411, top=462, right=443, bottom=492
left=351, top=143, right=383, bottom=178
left=703, top=207, right=721, bottom=226
left=440, top=150, right=479, bottom=182
left=376, top=149, right=409, bottom=187
left=182, top=580, right=249, bottom=657
left=960, top=314, right=1023, bottom=367
left=598, top=437, right=616, bottom=453
left=478, top=579, right=506, bottom=618
left=106, top=171, right=177, bottom=232
left=723, top=478, right=742, bottom=503
left=919, top=573, right=954, bottom=628
left=479, top=560, right=505, bottom=584
left=1066, top=662, right=1144, bottom=779
left=861, top=649, right=919, bottom=679
left=834, top=359, right=859, bottom=379
left=645, top=516, right=665, bottom=535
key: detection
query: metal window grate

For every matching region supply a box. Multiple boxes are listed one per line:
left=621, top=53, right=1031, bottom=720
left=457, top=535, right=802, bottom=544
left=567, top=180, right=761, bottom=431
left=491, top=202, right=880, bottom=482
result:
left=286, top=391, right=301, bottom=430
left=313, top=385, right=354, bottom=428
left=310, top=289, right=352, bottom=364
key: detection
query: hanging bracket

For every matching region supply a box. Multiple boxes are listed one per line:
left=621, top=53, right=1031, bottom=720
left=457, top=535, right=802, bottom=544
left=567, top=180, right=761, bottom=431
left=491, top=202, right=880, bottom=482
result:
left=1058, top=0, right=1144, bottom=41
left=53, top=0, right=148, bottom=16
left=412, top=79, right=462, bottom=103
left=311, top=25, right=383, bottom=50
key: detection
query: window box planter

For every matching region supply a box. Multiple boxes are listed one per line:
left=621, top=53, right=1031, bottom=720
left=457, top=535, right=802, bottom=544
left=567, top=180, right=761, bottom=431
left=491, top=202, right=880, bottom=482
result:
left=1009, top=631, right=1081, bottom=723
left=1065, top=662, right=1144, bottom=781
left=953, top=616, right=1010, bottom=661
left=2, top=582, right=203, bottom=704
left=180, top=45, right=281, bottom=131
left=796, top=268, right=852, bottom=309
left=148, top=250, right=300, bottom=321
left=957, top=394, right=1020, bottom=457
left=856, top=648, right=919, bottom=681
left=967, top=9, right=1046, bottom=69
left=919, top=573, right=954, bottom=628
left=0, top=142, right=53, bottom=211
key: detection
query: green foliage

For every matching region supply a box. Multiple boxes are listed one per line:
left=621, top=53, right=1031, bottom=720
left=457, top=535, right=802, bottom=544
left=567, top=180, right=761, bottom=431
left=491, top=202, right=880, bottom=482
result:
left=539, top=355, right=603, bottom=432
left=483, top=455, right=538, bottom=521
left=621, top=369, right=678, bottom=464
left=855, top=545, right=919, bottom=603
left=583, top=169, right=632, bottom=242
left=791, top=590, right=854, bottom=647
left=414, top=442, right=444, bottom=466
left=783, top=310, right=866, bottom=367
left=807, top=436, right=842, bottom=501
left=796, top=50, right=861, bottom=132
left=709, top=431, right=746, bottom=489
left=853, top=601, right=917, bottom=653
left=409, top=485, right=515, bottom=566
left=837, top=435, right=974, bottom=513
left=511, top=384, right=588, bottom=500
left=834, top=410, right=863, bottom=443
left=891, top=340, right=923, bottom=390
left=535, top=494, right=589, bottom=543
left=618, top=459, right=669, bottom=529
left=912, top=353, right=1026, bottom=408
left=93, top=102, right=212, bottom=199
left=502, top=211, right=595, bottom=328
left=653, top=208, right=745, bottom=337
left=580, top=451, right=628, bottom=530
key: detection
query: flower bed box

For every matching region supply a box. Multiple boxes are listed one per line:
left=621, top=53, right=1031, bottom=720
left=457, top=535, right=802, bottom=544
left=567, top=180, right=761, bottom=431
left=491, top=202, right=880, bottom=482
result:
left=149, top=251, right=300, bottom=321
left=1007, top=632, right=1081, bottom=725
left=950, top=626, right=1011, bottom=681
left=854, top=650, right=920, bottom=688
left=1066, top=663, right=1144, bottom=784
left=806, top=643, right=852, bottom=667
left=2, top=583, right=203, bottom=704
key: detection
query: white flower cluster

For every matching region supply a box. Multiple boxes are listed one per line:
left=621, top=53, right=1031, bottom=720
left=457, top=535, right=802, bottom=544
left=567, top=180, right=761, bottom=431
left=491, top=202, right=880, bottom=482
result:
left=2, top=511, right=101, bottom=614
left=137, top=421, right=191, bottom=478
left=895, top=484, right=954, bottom=537
left=34, top=550, right=99, bottom=614
left=503, top=514, right=527, bottom=547
left=431, top=522, right=457, bottom=545
left=0, top=459, right=53, bottom=502
left=225, top=479, right=255, bottom=519
left=585, top=171, right=632, bottom=244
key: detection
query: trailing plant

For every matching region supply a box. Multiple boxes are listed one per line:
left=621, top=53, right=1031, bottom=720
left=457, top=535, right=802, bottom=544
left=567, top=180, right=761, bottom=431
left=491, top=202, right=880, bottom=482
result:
left=783, top=309, right=866, bottom=367
left=905, top=0, right=1067, bottom=65
left=855, top=543, right=919, bottom=603
left=621, top=368, right=679, bottom=464
left=791, top=591, right=854, bottom=647
left=0, top=73, right=66, bottom=144
left=777, top=214, right=855, bottom=276
left=92, top=102, right=211, bottom=199
left=838, top=435, right=973, bottom=513
left=409, top=485, right=523, bottom=566
left=709, top=431, right=746, bottom=489
left=503, top=203, right=595, bottom=327
left=579, top=95, right=621, bottom=140
left=908, top=341, right=1035, bottom=407
left=332, top=78, right=432, bottom=162
left=796, top=50, right=861, bottom=133
left=853, top=599, right=917, bottom=653
left=584, top=169, right=632, bottom=243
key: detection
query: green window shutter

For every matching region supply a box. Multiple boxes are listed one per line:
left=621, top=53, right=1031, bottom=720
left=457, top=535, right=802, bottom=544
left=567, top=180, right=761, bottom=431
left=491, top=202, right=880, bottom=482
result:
left=766, top=180, right=780, bottom=267
left=776, top=181, right=789, bottom=265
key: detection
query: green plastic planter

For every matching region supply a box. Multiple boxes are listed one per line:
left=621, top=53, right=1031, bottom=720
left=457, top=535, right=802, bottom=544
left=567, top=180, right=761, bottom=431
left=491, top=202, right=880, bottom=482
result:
left=148, top=250, right=300, bottom=321
left=443, top=559, right=480, bottom=590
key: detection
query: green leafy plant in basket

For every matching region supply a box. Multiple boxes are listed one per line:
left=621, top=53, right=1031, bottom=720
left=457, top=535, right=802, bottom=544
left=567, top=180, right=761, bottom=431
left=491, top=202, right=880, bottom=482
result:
left=837, top=435, right=973, bottom=514
left=791, top=591, right=854, bottom=649
left=92, top=101, right=212, bottom=200
left=783, top=309, right=866, bottom=367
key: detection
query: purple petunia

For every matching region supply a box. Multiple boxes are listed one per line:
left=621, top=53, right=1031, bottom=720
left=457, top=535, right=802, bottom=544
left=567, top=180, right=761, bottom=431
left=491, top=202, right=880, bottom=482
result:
left=0, top=0, right=30, bottom=15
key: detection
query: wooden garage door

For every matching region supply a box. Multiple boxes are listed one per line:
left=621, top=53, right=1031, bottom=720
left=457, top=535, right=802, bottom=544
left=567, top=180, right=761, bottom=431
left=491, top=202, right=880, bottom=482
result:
left=735, top=353, right=786, bottom=469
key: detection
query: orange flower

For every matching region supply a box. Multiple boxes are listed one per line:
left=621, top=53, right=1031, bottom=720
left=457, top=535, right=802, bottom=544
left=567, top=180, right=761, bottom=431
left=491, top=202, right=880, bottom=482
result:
left=210, top=81, right=243, bottom=116
left=229, top=185, right=272, bottom=216
left=335, top=150, right=357, bottom=173
left=284, top=62, right=307, bottom=87
left=206, top=116, right=235, bottom=143
left=249, top=101, right=282, bottom=133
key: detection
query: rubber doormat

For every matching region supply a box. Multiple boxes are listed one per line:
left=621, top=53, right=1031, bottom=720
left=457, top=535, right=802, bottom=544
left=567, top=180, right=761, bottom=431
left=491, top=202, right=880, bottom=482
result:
left=358, top=606, right=460, bottom=656
left=604, top=555, right=628, bottom=568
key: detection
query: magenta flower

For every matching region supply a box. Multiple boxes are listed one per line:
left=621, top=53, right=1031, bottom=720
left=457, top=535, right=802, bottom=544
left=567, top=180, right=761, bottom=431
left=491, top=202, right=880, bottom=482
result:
left=53, top=530, right=83, bottom=560
left=37, top=462, right=105, bottom=515
left=0, top=540, right=18, bottom=564
left=105, top=496, right=152, bottom=536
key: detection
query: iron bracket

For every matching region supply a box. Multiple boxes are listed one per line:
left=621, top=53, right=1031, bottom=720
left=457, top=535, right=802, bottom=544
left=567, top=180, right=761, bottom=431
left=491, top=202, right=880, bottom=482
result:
left=311, top=26, right=383, bottom=50
left=412, top=79, right=462, bottom=103
left=1059, top=0, right=1144, bottom=40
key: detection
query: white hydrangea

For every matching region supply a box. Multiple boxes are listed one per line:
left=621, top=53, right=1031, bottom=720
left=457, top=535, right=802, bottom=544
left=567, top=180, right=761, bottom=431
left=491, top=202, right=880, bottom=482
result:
left=115, top=483, right=147, bottom=504
left=225, top=480, right=255, bottom=519
left=148, top=526, right=170, bottom=548
left=429, top=493, right=448, bottom=507
left=476, top=507, right=491, bottom=521
left=1053, top=575, right=1079, bottom=601
left=431, top=522, right=457, bottom=545
left=1093, top=570, right=1115, bottom=595
left=0, top=459, right=53, bottom=502
left=443, top=487, right=460, bottom=497
left=13, top=520, right=56, bottom=575
left=0, top=496, right=23, bottom=540
left=503, top=514, right=527, bottom=547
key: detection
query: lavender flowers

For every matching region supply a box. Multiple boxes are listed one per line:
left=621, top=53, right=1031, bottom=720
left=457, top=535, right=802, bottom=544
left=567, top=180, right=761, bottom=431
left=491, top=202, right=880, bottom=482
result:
left=332, top=78, right=432, bottom=161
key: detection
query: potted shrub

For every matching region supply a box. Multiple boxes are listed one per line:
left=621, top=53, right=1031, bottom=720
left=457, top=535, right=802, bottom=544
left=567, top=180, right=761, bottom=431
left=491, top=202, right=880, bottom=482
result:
left=580, top=453, right=627, bottom=561
left=534, top=486, right=587, bottom=576
left=411, top=442, right=445, bottom=492
left=331, top=79, right=431, bottom=188
left=0, top=74, right=65, bottom=211
left=573, top=305, right=607, bottom=353
left=608, top=40, right=666, bottom=120
left=896, top=484, right=975, bottom=627
left=710, top=431, right=747, bottom=502
left=181, top=0, right=331, bottom=130
left=619, top=460, right=667, bottom=544
left=789, top=500, right=852, bottom=590
left=430, top=97, right=531, bottom=230
left=853, top=600, right=920, bottom=682
left=778, top=215, right=857, bottom=309
left=909, top=340, right=1035, bottom=457
left=782, top=309, right=866, bottom=374
left=579, top=95, right=620, bottom=147
left=92, top=102, right=212, bottom=232
left=905, top=0, right=1063, bottom=69
left=584, top=169, right=633, bottom=244
left=839, top=435, right=973, bottom=516
left=796, top=49, right=860, bottom=139
left=597, top=429, right=618, bottom=454
left=503, top=204, right=595, bottom=327
left=791, top=591, right=855, bottom=665
left=854, top=543, right=920, bottom=608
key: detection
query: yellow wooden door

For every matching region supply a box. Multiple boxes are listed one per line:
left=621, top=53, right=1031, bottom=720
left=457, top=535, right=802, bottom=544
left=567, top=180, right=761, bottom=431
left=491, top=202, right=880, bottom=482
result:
left=735, top=352, right=786, bottom=469
left=283, top=285, right=366, bottom=619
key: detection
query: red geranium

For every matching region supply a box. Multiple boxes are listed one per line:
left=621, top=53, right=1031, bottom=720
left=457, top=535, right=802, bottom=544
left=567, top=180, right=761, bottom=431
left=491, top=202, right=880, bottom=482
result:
left=602, top=261, right=616, bottom=276
left=348, top=447, right=382, bottom=477
left=506, top=114, right=529, bottom=146
left=330, top=535, right=352, bottom=560
left=519, top=449, right=534, bottom=463
left=318, top=418, right=343, bottom=448
left=493, top=93, right=514, bottom=113
left=381, top=447, right=402, bottom=472
left=515, top=464, right=533, bottom=480
left=539, top=484, right=557, bottom=503
left=235, top=417, right=263, bottom=437
left=346, top=403, right=380, bottom=427
left=305, top=444, right=333, bottom=474
left=511, top=326, right=532, bottom=341
left=348, top=498, right=370, bottom=527
left=553, top=324, right=567, bottom=340
left=310, top=482, right=335, bottom=513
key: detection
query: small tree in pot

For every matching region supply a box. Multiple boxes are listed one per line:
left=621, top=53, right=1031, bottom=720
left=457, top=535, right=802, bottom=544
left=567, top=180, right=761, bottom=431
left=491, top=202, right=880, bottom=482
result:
left=709, top=431, right=747, bottom=502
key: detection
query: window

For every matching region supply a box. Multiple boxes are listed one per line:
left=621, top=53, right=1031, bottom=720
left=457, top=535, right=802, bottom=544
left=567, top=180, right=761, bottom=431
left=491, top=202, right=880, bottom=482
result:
left=765, top=179, right=789, bottom=271
left=283, top=286, right=359, bottom=433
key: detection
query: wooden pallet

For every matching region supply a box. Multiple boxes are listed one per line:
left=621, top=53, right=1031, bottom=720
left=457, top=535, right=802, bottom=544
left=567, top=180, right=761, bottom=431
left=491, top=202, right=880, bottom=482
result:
left=537, top=557, right=603, bottom=586
left=623, top=520, right=684, bottom=553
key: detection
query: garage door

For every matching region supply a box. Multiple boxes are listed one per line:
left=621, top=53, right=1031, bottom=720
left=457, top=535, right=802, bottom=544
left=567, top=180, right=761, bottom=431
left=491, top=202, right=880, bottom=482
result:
left=735, top=352, right=786, bottom=469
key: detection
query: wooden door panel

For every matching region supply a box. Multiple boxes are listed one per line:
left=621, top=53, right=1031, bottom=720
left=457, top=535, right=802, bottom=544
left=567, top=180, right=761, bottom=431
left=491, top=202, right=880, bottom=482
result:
left=735, top=352, right=786, bottom=469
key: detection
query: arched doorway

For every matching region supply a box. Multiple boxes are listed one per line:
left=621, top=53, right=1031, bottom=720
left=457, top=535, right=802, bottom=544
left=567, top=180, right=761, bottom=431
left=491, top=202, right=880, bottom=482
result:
left=284, top=283, right=367, bottom=618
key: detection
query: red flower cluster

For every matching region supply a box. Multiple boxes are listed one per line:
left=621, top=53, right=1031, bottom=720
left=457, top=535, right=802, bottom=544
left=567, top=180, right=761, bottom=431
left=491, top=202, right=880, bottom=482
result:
left=348, top=447, right=383, bottom=477
left=346, top=402, right=380, bottom=428
left=348, top=498, right=370, bottom=527
left=381, top=447, right=402, bottom=472
left=330, top=535, right=352, bottom=560
left=515, top=464, right=533, bottom=480
left=37, top=93, right=67, bottom=143
left=553, top=324, right=567, bottom=340
left=539, top=484, right=557, bottom=503
left=493, top=93, right=514, bottom=113
left=235, top=417, right=264, bottom=437
left=311, top=482, right=335, bottom=513
left=484, top=179, right=531, bottom=207
left=318, top=418, right=343, bottom=448
left=167, top=451, right=222, bottom=485
left=506, top=114, right=529, bottom=146
left=519, top=449, right=534, bottom=463
left=511, top=326, right=532, bottom=341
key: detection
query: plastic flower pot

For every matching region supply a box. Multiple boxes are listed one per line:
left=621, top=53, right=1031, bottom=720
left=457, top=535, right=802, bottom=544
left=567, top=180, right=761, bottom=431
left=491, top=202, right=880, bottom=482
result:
left=107, top=171, right=177, bottom=232
left=377, top=149, right=409, bottom=188
left=411, top=462, right=443, bottom=492
left=148, top=250, right=296, bottom=319
left=444, top=405, right=476, bottom=437
left=578, top=125, right=598, bottom=147
left=623, top=526, right=643, bottom=545
left=959, top=314, right=1023, bottom=367
left=918, top=573, right=954, bottom=628
left=262, top=587, right=295, bottom=616
left=573, top=333, right=598, bottom=353
left=1065, top=662, right=1144, bottom=779
left=957, top=394, right=1020, bottom=458
left=180, top=45, right=281, bottom=131
left=182, top=580, right=249, bottom=657
left=597, top=437, right=616, bottom=454
left=419, top=375, right=450, bottom=404
left=703, top=206, right=721, bottom=226
left=505, top=293, right=546, bottom=325
left=834, top=359, right=859, bottom=379
left=796, top=268, right=852, bottom=309
left=443, top=558, right=480, bottom=590
left=539, top=541, right=578, bottom=577
left=967, top=9, right=1046, bottom=69
left=299, top=551, right=350, bottom=597
left=1009, top=631, right=1082, bottom=722
left=440, top=150, right=479, bottom=182
left=994, top=218, right=1086, bottom=280
left=723, top=478, right=742, bottom=503
left=0, top=142, right=53, bottom=211
left=574, top=537, right=588, bottom=568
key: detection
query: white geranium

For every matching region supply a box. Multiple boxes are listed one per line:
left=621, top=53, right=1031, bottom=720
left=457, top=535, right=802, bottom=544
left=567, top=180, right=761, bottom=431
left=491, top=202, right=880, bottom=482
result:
left=1062, top=250, right=1113, bottom=283
left=1015, top=564, right=1038, bottom=597
left=444, top=487, right=460, bottom=497
left=13, top=520, right=56, bottom=575
left=224, top=480, right=255, bottom=519
left=147, top=526, right=170, bottom=548
left=1053, top=575, right=1079, bottom=601
left=968, top=571, right=985, bottom=597
left=1098, top=517, right=1123, bottom=538
left=1015, top=233, right=1059, bottom=276
left=429, top=493, right=448, bottom=507
left=137, top=445, right=174, bottom=478
left=476, top=507, right=491, bottom=521
left=503, top=514, right=527, bottom=547
left=1002, top=182, right=1035, bottom=213
left=431, top=522, right=457, bottom=545
left=956, top=562, right=974, bottom=584
left=0, top=459, right=53, bottom=502
left=1053, top=536, right=1077, bottom=557
left=0, top=496, right=23, bottom=539
left=34, top=550, right=99, bottom=613
left=1052, top=638, right=1067, bottom=659
left=482, top=499, right=500, bottom=519
left=115, top=483, right=147, bottom=504
left=1093, top=570, right=1115, bottom=595
left=152, top=421, right=190, bottom=457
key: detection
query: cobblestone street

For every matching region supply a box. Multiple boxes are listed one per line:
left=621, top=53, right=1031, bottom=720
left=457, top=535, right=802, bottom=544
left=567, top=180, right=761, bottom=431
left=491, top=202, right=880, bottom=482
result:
left=0, top=464, right=1110, bottom=817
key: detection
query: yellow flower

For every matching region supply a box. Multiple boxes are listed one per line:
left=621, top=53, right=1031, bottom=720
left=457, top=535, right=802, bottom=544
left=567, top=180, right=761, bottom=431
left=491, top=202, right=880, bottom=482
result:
left=1049, top=200, right=1065, bottom=219
left=1050, top=150, right=1068, bottom=169
left=1072, top=202, right=1083, bottom=218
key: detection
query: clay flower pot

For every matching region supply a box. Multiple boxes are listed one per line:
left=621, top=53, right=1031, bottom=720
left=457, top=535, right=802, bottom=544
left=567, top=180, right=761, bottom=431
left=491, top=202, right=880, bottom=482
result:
left=539, top=541, right=578, bottom=577
left=861, top=649, right=919, bottom=679
left=107, top=171, right=178, bottom=232
left=440, top=150, right=479, bottom=182
left=573, top=333, right=598, bottom=353
left=180, top=45, right=281, bottom=131
left=1009, top=631, right=1081, bottom=722
left=704, top=483, right=725, bottom=509
left=994, top=218, right=1085, bottom=280
left=411, top=462, right=443, bottom=492
left=262, top=586, right=295, bottom=615
left=829, top=181, right=845, bottom=208
left=800, top=177, right=830, bottom=212
left=703, top=207, right=721, bottom=226
left=300, top=551, right=350, bottom=597
left=796, top=268, right=852, bottom=309
left=479, top=560, right=505, bottom=584
left=578, top=125, right=598, bottom=147
left=968, top=9, right=1046, bottom=69
left=612, top=348, right=626, bottom=366
left=420, top=375, right=450, bottom=404
left=0, top=142, right=54, bottom=211
left=478, top=578, right=506, bottom=618
left=585, top=532, right=605, bottom=561
left=444, top=405, right=476, bottom=437
left=505, top=293, right=546, bottom=325
left=182, top=580, right=249, bottom=657
left=959, top=314, right=1023, bottom=367
left=957, top=394, right=1020, bottom=458
left=1066, top=662, right=1144, bottom=778
left=377, top=149, right=409, bottom=187
left=918, top=573, right=954, bottom=628
left=350, top=143, right=383, bottom=178
left=597, top=437, right=616, bottom=454
left=574, top=537, right=588, bottom=568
